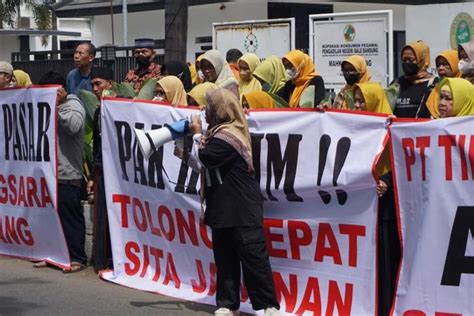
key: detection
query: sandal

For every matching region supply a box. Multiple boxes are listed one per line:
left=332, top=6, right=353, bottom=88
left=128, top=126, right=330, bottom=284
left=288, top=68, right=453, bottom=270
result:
left=63, top=262, right=87, bottom=274
left=33, top=261, right=48, bottom=268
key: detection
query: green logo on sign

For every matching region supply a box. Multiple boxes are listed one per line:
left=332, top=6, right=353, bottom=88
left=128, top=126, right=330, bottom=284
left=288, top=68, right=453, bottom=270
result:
left=343, top=24, right=356, bottom=42
left=244, top=32, right=258, bottom=53
left=450, top=12, right=474, bottom=49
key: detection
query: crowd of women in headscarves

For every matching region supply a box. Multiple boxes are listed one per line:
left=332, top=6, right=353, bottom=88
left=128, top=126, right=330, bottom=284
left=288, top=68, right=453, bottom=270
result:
left=147, top=39, right=474, bottom=316
left=154, top=39, right=474, bottom=122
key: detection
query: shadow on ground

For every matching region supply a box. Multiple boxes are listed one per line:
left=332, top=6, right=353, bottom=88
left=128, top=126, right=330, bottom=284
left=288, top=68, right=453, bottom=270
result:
left=0, top=296, right=44, bottom=314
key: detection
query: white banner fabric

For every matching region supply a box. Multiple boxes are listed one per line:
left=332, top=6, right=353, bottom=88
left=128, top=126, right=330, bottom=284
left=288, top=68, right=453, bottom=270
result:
left=100, top=99, right=388, bottom=315
left=390, top=117, right=474, bottom=316
left=0, top=86, right=70, bottom=268
left=313, top=19, right=387, bottom=90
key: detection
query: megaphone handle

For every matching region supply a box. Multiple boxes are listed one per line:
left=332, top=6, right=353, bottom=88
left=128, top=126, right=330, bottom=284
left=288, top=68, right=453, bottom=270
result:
left=145, top=132, right=158, bottom=154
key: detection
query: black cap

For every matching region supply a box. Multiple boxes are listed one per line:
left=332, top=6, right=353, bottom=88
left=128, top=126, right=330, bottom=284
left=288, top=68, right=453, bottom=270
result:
left=90, top=67, right=114, bottom=80
left=134, top=38, right=154, bottom=49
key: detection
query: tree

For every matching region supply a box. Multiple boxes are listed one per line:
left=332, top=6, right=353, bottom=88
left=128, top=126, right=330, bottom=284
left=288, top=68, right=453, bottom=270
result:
left=0, top=0, right=52, bottom=46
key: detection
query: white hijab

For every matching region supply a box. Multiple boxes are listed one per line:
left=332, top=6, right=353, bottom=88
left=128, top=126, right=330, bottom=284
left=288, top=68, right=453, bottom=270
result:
left=201, top=50, right=238, bottom=89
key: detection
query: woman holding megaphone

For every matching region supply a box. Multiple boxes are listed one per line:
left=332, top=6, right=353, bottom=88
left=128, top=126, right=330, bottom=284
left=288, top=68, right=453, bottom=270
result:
left=182, top=88, right=280, bottom=316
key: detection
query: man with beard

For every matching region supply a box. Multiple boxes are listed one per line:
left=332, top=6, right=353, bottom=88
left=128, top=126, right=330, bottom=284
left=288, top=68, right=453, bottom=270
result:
left=66, top=42, right=96, bottom=95
left=124, top=38, right=161, bottom=91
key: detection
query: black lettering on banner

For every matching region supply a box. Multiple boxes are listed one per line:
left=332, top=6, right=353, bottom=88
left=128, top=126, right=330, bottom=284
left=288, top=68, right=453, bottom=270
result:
left=441, top=206, right=474, bottom=286
left=2, top=102, right=50, bottom=162
left=133, top=122, right=148, bottom=186
left=114, top=121, right=165, bottom=189
left=251, top=133, right=265, bottom=199
left=317, top=134, right=351, bottom=205
left=115, top=120, right=132, bottom=181
left=265, top=134, right=303, bottom=202
left=174, top=134, right=199, bottom=195
left=36, top=102, right=51, bottom=162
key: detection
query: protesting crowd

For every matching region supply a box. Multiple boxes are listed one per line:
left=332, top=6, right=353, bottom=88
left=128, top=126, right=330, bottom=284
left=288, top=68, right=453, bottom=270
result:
left=1, top=34, right=474, bottom=316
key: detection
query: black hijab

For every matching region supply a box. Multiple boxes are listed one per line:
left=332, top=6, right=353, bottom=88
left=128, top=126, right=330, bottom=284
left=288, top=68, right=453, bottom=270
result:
left=162, top=60, right=193, bottom=92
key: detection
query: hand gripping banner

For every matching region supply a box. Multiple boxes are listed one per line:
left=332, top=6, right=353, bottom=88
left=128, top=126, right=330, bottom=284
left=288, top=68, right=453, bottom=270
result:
left=390, top=117, right=474, bottom=316
left=0, top=86, right=70, bottom=268
left=100, top=99, right=389, bottom=315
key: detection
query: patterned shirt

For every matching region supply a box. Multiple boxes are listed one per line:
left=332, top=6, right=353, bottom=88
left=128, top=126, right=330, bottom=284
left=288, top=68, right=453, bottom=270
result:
left=123, top=62, right=161, bottom=91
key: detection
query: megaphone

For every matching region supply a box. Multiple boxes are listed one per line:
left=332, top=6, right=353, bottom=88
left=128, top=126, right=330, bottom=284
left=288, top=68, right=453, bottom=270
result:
left=135, top=119, right=189, bottom=159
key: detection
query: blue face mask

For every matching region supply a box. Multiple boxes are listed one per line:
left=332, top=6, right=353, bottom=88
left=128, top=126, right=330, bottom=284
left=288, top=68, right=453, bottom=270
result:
left=261, top=82, right=272, bottom=92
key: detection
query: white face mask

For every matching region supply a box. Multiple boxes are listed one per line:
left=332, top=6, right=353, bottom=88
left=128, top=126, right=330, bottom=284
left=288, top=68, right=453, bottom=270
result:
left=152, top=96, right=165, bottom=102
left=286, top=68, right=297, bottom=80
left=198, top=70, right=205, bottom=80
left=458, top=59, right=474, bottom=74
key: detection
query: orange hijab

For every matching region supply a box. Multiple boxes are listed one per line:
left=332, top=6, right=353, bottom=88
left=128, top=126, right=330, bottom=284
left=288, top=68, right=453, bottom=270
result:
left=242, top=91, right=276, bottom=109
left=402, top=40, right=433, bottom=84
left=283, top=50, right=318, bottom=107
left=426, top=50, right=461, bottom=118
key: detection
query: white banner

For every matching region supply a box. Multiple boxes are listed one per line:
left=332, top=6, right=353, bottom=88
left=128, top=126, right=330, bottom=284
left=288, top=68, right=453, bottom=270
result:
left=0, top=86, right=70, bottom=268
left=313, top=19, right=388, bottom=90
left=391, top=117, right=474, bottom=316
left=101, top=99, right=388, bottom=315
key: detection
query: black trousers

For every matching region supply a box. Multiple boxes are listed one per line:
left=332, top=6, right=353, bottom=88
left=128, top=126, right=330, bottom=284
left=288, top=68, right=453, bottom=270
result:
left=92, top=173, right=113, bottom=272
left=212, top=227, right=279, bottom=311
left=378, top=189, right=401, bottom=316
left=58, top=183, right=87, bottom=264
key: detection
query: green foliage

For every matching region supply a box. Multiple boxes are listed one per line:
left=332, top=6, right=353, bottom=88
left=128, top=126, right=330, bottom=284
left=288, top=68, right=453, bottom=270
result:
left=78, top=89, right=99, bottom=174
left=0, top=0, right=52, bottom=46
left=113, top=82, right=136, bottom=98
left=136, top=78, right=157, bottom=100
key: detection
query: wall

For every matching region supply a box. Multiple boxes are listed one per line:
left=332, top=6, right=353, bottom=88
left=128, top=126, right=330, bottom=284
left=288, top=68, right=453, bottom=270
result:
left=0, top=37, right=20, bottom=62
left=90, top=0, right=267, bottom=62
left=406, top=2, right=474, bottom=73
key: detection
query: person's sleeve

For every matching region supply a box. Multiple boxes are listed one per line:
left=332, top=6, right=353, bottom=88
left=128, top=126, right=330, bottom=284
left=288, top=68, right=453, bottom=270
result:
left=92, top=108, right=101, bottom=169
left=278, top=81, right=292, bottom=102
left=199, top=138, right=239, bottom=169
left=312, top=76, right=326, bottom=106
left=380, top=172, right=393, bottom=190
left=58, top=98, right=86, bottom=135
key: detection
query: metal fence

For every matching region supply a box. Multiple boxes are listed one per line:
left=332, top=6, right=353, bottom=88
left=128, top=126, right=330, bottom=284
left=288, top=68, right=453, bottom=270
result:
left=11, top=47, right=164, bottom=84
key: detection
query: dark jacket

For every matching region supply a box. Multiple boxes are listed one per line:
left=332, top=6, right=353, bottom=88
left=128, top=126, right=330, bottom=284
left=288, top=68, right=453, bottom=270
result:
left=199, top=138, right=263, bottom=229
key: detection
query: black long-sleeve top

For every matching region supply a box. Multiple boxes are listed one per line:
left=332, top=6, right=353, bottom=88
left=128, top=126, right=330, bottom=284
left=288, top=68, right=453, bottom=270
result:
left=278, top=75, right=326, bottom=107
left=92, top=107, right=102, bottom=171
left=199, top=138, right=263, bottom=229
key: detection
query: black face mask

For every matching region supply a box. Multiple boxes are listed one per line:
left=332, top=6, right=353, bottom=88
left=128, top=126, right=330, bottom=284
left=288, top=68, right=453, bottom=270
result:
left=402, top=62, right=419, bottom=77
left=136, top=55, right=151, bottom=68
left=343, top=73, right=360, bottom=85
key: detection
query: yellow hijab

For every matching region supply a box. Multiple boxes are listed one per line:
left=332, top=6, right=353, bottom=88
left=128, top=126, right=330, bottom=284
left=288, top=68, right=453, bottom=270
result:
left=188, top=82, right=218, bottom=109
left=189, top=63, right=197, bottom=85
left=238, top=53, right=262, bottom=96
left=425, top=50, right=461, bottom=118
left=205, top=88, right=253, bottom=171
left=158, top=75, right=188, bottom=106
left=253, top=55, right=287, bottom=94
left=355, top=82, right=392, bottom=176
left=283, top=50, right=318, bottom=108
left=438, top=77, right=474, bottom=117
left=242, top=91, right=276, bottom=109
left=13, top=70, right=32, bottom=87
left=355, top=82, right=392, bottom=114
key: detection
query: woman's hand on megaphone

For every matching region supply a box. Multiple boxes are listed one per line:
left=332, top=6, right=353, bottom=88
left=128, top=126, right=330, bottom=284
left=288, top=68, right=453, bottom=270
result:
left=190, top=114, right=202, bottom=135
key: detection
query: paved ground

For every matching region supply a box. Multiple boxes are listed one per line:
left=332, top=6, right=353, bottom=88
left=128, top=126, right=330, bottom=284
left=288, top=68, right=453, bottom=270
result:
left=0, top=256, right=217, bottom=316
